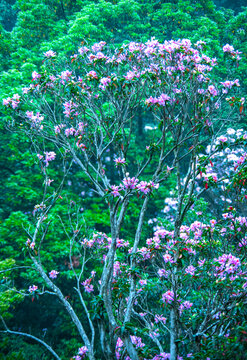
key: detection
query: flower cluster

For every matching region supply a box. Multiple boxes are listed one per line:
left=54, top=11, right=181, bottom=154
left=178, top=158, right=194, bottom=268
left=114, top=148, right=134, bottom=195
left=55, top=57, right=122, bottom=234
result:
left=162, top=290, right=174, bottom=304
left=37, top=151, right=56, bottom=167
left=73, top=346, right=88, bottom=360
left=49, top=270, right=59, bottom=279
left=2, top=94, right=21, bottom=109
left=223, top=44, right=242, bottom=60
left=28, top=285, right=38, bottom=293
left=146, top=94, right=171, bottom=106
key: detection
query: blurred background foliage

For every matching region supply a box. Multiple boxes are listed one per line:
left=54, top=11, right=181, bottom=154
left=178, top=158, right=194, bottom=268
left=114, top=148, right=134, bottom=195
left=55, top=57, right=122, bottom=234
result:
left=0, top=0, right=247, bottom=358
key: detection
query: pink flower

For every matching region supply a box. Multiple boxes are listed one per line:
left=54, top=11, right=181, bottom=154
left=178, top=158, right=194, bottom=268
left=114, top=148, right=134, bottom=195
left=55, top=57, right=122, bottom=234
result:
left=82, top=279, right=94, bottom=293
left=180, top=301, right=193, bottom=314
left=210, top=219, right=217, bottom=227
left=99, top=77, right=111, bottom=90
left=114, top=157, right=126, bottom=167
left=163, top=252, right=174, bottom=263
left=162, top=290, right=174, bottom=304
left=130, top=335, right=145, bottom=348
left=44, top=151, right=56, bottom=167
left=223, top=44, right=234, bottom=53
left=2, top=97, right=11, bottom=106
left=218, top=136, right=227, bottom=143
left=49, top=270, right=59, bottom=279
left=185, top=265, right=196, bottom=276
left=122, top=176, right=139, bottom=189
left=157, top=93, right=171, bottom=105
left=154, top=315, right=167, bottom=324
left=87, top=70, right=98, bottom=79
left=91, top=41, right=106, bottom=52
left=44, top=50, right=56, bottom=58
left=78, top=346, right=88, bottom=358
left=208, top=85, right=218, bottom=96
left=60, top=70, right=72, bottom=82
left=111, top=185, right=122, bottom=197
left=78, top=46, right=89, bottom=55
left=32, top=71, right=41, bottom=81
left=139, top=279, right=147, bottom=286
left=29, top=285, right=38, bottom=293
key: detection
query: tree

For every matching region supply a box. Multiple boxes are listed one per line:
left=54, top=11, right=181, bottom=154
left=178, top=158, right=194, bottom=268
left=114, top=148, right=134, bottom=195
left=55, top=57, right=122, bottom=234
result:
left=1, top=38, right=247, bottom=360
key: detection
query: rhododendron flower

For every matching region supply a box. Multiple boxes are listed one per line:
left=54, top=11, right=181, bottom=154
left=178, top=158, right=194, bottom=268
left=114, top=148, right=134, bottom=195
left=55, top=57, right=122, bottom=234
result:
left=180, top=301, right=193, bottom=314
left=114, top=157, right=126, bottom=167
left=60, top=70, right=72, bottom=82
left=99, top=77, right=111, bottom=90
left=44, top=50, right=56, bottom=58
left=92, top=41, right=106, bottom=52
left=122, top=176, right=139, bottom=189
left=185, top=265, right=196, bottom=276
left=29, top=285, right=38, bottom=293
left=223, top=44, right=234, bottom=53
left=139, top=279, right=147, bottom=286
left=162, top=290, right=174, bottom=303
left=49, top=270, right=59, bottom=279
left=130, top=335, right=145, bottom=348
left=87, top=70, right=98, bottom=79
left=82, top=278, right=94, bottom=293
left=218, top=136, right=227, bottom=143
left=78, top=346, right=88, bottom=356
left=44, top=151, right=56, bottom=167
left=111, top=185, right=122, bottom=197
left=32, top=71, right=41, bottom=81
left=208, top=85, right=218, bottom=96
left=155, top=315, right=167, bottom=324
left=78, top=46, right=89, bottom=55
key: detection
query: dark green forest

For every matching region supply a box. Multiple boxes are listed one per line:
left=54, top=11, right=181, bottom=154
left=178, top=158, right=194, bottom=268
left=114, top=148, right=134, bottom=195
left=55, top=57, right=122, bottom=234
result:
left=0, top=1, right=247, bottom=359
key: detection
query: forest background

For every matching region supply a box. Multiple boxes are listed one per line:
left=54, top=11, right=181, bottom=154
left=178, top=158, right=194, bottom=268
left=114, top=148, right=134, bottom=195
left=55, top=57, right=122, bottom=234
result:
left=0, top=0, right=247, bottom=359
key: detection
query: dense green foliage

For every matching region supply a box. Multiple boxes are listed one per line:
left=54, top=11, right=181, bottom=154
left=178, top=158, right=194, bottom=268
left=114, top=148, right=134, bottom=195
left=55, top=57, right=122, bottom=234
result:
left=0, top=1, right=247, bottom=359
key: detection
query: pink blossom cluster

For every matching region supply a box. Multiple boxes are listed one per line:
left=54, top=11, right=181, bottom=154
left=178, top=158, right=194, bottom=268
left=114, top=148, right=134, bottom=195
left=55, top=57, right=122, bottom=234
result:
left=110, top=177, right=159, bottom=198
left=154, top=315, right=167, bottom=324
left=179, top=301, right=193, bottom=314
left=221, top=79, right=240, bottom=94
left=114, top=157, right=126, bottom=167
left=28, top=285, right=38, bottom=293
left=146, top=94, right=171, bottom=106
left=32, top=71, right=41, bottom=81
left=73, top=346, right=88, bottom=360
left=2, top=94, right=21, bottom=109
left=81, top=278, right=94, bottom=293
left=115, top=337, right=124, bottom=359
left=223, top=44, right=242, bottom=60
left=86, top=70, right=98, bottom=79
left=63, top=100, right=78, bottom=118
left=162, top=290, right=174, bottom=304
left=26, top=238, right=35, bottom=249
left=122, top=176, right=139, bottom=189
left=49, top=270, right=59, bottom=279
left=116, top=238, right=130, bottom=248
left=60, top=70, right=72, bottom=83
left=99, top=76, right=111, bottom=90
left=78, top=46, right=90, bottom=55
left=185, top=265, right=196, bottom=276
left=54, top=123, right=66, bottom=134
left=163, top=252, right=174, bottom=263
left=43, top=50, right=56, bottom=58
left=113, top=261, right=121, bottom=278
left=37, top=151, right=56, bottom=167
left=25, top=111, right=44, bottom=129
left=214, top=253, right=241, bottom=277
left=91, top=41, right=106, bottom=53
left=130, top=335, right=145, bottom=348
left=81, top=232, right=109, bottom=248
left=207, top=85, right=218, bottom=97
